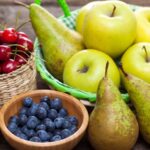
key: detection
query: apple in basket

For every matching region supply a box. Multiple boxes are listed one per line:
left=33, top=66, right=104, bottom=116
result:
left=0, top=27, right=34, bottom=74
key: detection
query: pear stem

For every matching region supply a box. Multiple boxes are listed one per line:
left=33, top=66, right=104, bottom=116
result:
left=119, top=64, right=128, bottom=77
left=15, top=19, right=31, bottom=31
left=143, top=46, right=150, bottom=62
left=111, top=5, right=116, bottom=17
left=14, top=1, right=29, bottom=9
left=105, top=61, right=109, bottom=78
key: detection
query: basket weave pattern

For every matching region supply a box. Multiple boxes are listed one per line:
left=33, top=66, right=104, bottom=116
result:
left=0, top=55, right=37, bottom=106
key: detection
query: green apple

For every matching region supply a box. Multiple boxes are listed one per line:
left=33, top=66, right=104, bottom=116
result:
left=82, top=1, right=137, bottom=58
left=121, top=42, right=150, bottom=83
left=63, top=49, right=120, bottom=93
left=135, top=7, right=150, bottom=43
left=76, top=1, right=99, bottom=34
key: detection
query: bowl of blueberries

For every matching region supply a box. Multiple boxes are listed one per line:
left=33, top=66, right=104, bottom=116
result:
left=0, top=90, right=89, bottom=150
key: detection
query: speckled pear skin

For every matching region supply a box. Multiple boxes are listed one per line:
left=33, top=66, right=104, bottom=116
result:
left=121, top=71, right=150, bottom=144
left=88, top=76, right=139, bottom=150
left=29, top=4, right=84, bottom=81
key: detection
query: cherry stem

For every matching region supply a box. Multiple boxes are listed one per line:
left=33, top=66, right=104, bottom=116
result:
left=15, top=19, right=31, bottom=31
left=143, top=46, right=150, bottom=62
left=119, top=63, right=128, bottom=77
left=14, top=1, right=29, bottom=9
left=15, top=11, right=21, bottom=29
left=105, top=61, right=109, bottom=78
left=111, top=5, right=116, bottom=17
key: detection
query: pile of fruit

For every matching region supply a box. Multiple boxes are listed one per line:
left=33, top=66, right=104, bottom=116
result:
left=0, top=27, right=33, bottom=74
left=7, top=96, right=78, bottom=142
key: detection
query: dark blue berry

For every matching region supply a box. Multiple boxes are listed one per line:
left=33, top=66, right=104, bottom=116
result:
left=39, top=102, right=49, bottom=111
left=27, top=103, right=38, bottom=116
left=36, top=124, right=46, bottom=131
left=16, top=133, right=28, bottom=140
left=62, top=120, right=72, bottom=129
left=69, top=125, right=77, bottom=134
left=51, top=135, right=62, bottom=142
left=61, top=129, right=71, bottom=139
left=21, top=126, right=29, bottom=135
left=66, top=116, right=78, bottom=126
left=8, top=122, right=18, bottom=133
left=37, top=130, right=50, bottom=142
left=36, top=107, right=47, bottom=120
left=9, top=116, right=19, bottom=124
left=54, top=117, right=65, bottom=129
left=30, top=136, right=41, bottom=142
left=26, top=129, right=36, bottom=138
left=50, top=98, right=62, bottom=110
left=45, top=119, right=55, bottom=132
left=40, top=96, right=50, bottom=105
left=18, top=114, right=28, bottom=126
left=27, top=116, right=39, bottom=129
left=58, top=108, right=68, bottom=117
left=43, top=118, right=52, bottom=125
left=19, top=107, right=28, bottom=115
left=47, top=109, right=58, bottom=120
left=23, top=97, right=33, bottom=107
left=14, top=128, right=22, bottom=135
left=53, top=129, right=61, bottom=136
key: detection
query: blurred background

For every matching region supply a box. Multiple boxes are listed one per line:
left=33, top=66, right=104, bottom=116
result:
left=0, top=0, right=148, bottom=41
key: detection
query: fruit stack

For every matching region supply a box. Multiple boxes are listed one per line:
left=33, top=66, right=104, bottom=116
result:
left=0, top=27, right=37, bottom=106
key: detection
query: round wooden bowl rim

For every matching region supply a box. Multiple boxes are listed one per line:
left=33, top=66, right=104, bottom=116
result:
left=0, top=90, right=89, bottom=147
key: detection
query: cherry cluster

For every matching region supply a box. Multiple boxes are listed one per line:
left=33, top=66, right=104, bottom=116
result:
left=0, top=28, right=33, bottom=74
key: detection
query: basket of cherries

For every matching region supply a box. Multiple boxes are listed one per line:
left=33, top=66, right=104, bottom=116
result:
left=0, top=27, right=37, bottom=106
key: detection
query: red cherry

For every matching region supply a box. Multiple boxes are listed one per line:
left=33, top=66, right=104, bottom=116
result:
left=0, top=45, right=12, bottom=61
left=15, top=53, right=28, bottom=65
left=2, top=28, right=18, bottom=43
left=17, top=37, right=33, bottom=52
left=2, top=59, right=19, bottom=73
left=0, top=31, right=4, bottom=43
left=17, top=32, right=28, bottom=38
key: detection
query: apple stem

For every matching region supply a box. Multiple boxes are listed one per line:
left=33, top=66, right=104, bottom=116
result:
left=104, top=61, right=109, bottom=78
left=143, top=46, right=150, bottom=62
left=14, top=1, right=29, bottom=9
left=119, top=63, right=128, bottom=77
left=111, top=5, right=116, bottom=17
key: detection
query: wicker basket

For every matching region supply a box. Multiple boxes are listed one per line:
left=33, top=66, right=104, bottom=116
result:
left=35, top=2, right=140, bottom=104
left=0, top=54, right=37, bottom=106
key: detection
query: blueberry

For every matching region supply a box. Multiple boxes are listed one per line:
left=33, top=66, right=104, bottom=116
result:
left=21, top=126, right=29, bottom=135
left=19, top=107, right=28, bottom=115
left=66, top=116, right=78, bottom=126
left=9, top=116, right=19, bottom=124
left=39, top=102, right=49, bottom=111
left=27, top=103, right=39, bottom=116
left=27, top=116, right=39, bottom=129
left=53, top=129, right=61, bottom=136
left=45, top=119, right=55, bottom=132
left=69, top=125, right=77, bottom=134
left=54, top=117, right=65, bottom=129
left=47, top=109, right=58, bottom=120
left=62, top=120, right=72, bottom=129
left=61, top=129, right=71, bottom=139
left=50, top=98, right=62, bottom=110
left=40, top=96, right=50, bottom=105
left=47, top=132, right=53, bottom=140
left=8, top=122, right=18, bottom=133
left=37, top=130, right=50, bottom=142
left=58, top=108, right=68, bottom=117
left=23, top=97, right=33, bottom=107
left=26, top=129, right=36, bottom=138
left=18, top=114, right=28, bottom=126
left=51, top=135, right=62, bottom=142
left=14, top=128, right=22, bottom=135
left=36, top=107, right=47, bottom=120
left=36, top=124, right=46, bottom=131
left=16, top=133, right=28, bottom=140
left=30, top=136, right=41, bottom=142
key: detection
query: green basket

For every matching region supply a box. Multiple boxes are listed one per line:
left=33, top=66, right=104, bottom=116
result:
left=35, top=1, right=139, bottom=103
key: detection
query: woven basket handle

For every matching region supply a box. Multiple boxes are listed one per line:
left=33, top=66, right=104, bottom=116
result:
left=34, top=0, right=71, bottom=17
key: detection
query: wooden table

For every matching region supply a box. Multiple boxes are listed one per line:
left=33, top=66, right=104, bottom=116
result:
left=1, top=0, right=150, bottom=149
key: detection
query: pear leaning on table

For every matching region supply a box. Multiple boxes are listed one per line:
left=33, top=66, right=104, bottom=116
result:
left=88, top=62, right=139, bottom=150
left=120, top=66, right=150, bottom=144
left=29, top=4, right=84, bottom=81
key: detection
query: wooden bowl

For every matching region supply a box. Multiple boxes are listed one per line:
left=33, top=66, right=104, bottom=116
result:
left=0, top=90, right=89, bottom=150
